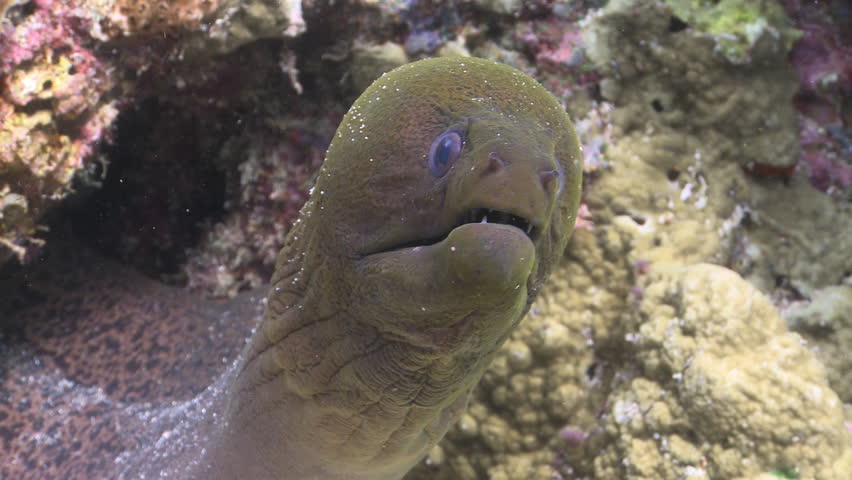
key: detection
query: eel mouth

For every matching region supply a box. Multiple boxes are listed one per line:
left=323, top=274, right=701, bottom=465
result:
left=382, top=208, right=538, bottom=253
left=461, top=208, right=537, bottom=239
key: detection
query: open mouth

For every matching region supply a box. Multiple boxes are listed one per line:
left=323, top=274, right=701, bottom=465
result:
left=379, top=208, right=537, bottom=253
left=461, top=208, right=536, bottom=238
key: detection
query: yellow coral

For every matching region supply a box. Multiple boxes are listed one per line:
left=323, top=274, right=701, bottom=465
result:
left=1, top=45, right=116, bottom=262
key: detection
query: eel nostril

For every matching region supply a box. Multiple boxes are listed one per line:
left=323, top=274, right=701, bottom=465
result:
left=539, top=169, right=560, bottom=190
left=485, top=152, right=506, bottom=175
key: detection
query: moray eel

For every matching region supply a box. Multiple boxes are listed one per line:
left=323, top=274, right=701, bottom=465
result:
left=0, top=57, right=581, bottom=479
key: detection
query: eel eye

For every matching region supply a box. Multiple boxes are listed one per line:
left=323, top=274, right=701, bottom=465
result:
left=428, top=130, right=463, bottom=177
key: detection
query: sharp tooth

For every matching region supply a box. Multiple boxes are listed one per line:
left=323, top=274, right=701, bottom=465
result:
left=526, top=224, right=533, bottom=234
left=481, top=215, right=489, bottom=224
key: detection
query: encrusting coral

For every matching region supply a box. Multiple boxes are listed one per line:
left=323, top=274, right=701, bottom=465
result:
left=1, top=0, right=118, bottom=263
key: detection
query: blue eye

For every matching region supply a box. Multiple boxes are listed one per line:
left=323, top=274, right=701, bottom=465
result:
left=428, top=130, right=462, bottom=177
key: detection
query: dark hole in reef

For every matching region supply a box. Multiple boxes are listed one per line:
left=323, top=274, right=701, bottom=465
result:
left=42, top=80, right=52, bottom=91
left=18, top=98, right=54, bottom=116
left=668, top=15, right=688, bottom=33
left=67, top=98, right=228, bottom=283
left=585, top=362, right=599, bottom=382
left=50, top=47, right=69, bottom=63
left=666, top=168, right=680, bottom=181
left=653, top=237, right=662, bottom=247
left=631, top=215, right=646, bottom=226
left=68, top=65, right=77, bottom=75
left=5, top=1, right=36, bottom=27
left=651, top=99, right=664, bottom=113
left=124, top=66, right=138, bottom=81
left=588, top=82, right=604, bottom=103
left=775, top=279, right=807, bottom=303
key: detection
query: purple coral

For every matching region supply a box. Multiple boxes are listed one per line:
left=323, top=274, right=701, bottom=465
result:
left=511, top=17, right=602, bottom=101
left=781, top=0, right=852, bottom=193
left=559, top=425, right=587, bottom=447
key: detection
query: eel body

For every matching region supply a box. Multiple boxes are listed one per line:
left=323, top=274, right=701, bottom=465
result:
left=0, top=57, right=582, bottom=480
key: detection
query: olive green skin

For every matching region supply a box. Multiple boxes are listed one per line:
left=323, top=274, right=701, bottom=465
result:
left=200, top=57, right=582, bottom=480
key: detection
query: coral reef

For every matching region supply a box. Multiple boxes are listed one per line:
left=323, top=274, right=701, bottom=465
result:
left=1, top=0, right=118, bottom=263
left=583, top=0, right=801, bottom=174
left=410, top=0, right=852, bottom=478
left=181, top=0, right=306, bottom=54
left=667, top=0, right=801, bottom=62
left=2, top=0, right=850, bottom=478
left=0, top=0, right=472, bottom=271
left=106, top=0, right=220, bottom=35
left=593, top=264, right=850, bottom=479
left=0, top=0, right=315, bottom=266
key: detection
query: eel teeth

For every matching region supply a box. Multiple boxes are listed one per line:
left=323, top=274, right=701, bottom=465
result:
left=462, top=208, right=536, bottom=239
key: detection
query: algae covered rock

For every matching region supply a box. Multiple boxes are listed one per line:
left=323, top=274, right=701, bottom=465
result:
left=349, top=41, right=410, bottom=95
left=583, top=0, right=800, bottom=173
left=666, top=0, right=801, bottom=62
left=737, top=173, right=852, bottom=298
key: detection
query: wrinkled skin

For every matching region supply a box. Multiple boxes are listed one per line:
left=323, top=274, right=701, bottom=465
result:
left=196, top=57, right=582, bottom=479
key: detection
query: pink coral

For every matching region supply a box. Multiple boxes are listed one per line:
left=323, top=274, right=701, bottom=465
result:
left=1, top=1, right=97, bottom=72
left=1, top=0, right=118, bottom=261
left=510, top=17, right=602, bottom=103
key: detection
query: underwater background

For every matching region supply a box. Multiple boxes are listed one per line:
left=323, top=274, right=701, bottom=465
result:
left=1, top=0, right=850, bottom=479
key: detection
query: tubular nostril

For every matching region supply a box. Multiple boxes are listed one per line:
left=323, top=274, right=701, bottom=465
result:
left=484, top=152, right=506, bottom=175
left=539, top=169, right=560, bottom=191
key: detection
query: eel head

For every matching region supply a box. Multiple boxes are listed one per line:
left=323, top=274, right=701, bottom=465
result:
left=214, top=57, right=583, bottom=480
